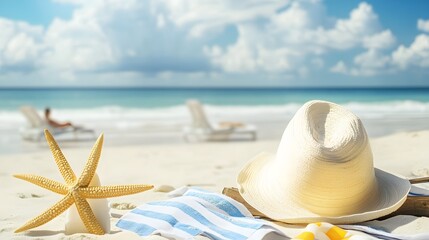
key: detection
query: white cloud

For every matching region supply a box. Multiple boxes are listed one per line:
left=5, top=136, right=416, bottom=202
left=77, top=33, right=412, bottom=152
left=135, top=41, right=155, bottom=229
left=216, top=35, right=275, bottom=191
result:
left=205, top=1, right=393, bottom=74
left=317, top=2, right=381, bottom=50
left=351, top=49, right=392, bottom=76
left=330, top=49, right=392, bottom=77
left=330, top=61, right=348, bottom=74
left=204, top=25, right=299, bottom=73
left=1, top=0, right=213, bottom=76
left=363, top=30, right=395, bottom=49
left=0, top=18, right=45, bottom=70
left=156, top=0, right=287, bottom=38
left=1, top=0, right=334, bottom=76
left=42, top=17, right=116, bottom=72
left=392, top=34, right=429, bottom=69
left=0, top=1, right=395, bottom=77
left=333, top=18, right=429, bottom=76
left=355, top=49, right=390, bottom=68
left=418, top=19, right=429, bottom=32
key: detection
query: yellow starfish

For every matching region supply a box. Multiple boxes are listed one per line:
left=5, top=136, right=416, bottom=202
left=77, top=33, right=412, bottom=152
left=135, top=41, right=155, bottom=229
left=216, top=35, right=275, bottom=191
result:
left=14, top=130, right=153, bottom=235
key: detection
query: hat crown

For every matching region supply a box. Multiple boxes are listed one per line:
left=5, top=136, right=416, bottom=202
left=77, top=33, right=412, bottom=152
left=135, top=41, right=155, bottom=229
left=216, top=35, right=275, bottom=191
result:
left=276, top=100, right=377, bottom=216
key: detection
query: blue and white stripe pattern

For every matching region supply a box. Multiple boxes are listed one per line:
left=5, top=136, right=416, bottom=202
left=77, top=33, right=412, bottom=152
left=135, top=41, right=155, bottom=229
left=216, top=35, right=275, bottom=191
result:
left=116, top=187, right=286, bottom=240
left=408, top=185, right=429, bottom=197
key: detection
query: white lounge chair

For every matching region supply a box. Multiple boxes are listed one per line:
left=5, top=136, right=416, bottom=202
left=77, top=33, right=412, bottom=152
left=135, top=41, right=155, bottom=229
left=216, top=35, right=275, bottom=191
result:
left=19, top=106, right=95, bottom=141
left=183, top=100, right=257, bottom=141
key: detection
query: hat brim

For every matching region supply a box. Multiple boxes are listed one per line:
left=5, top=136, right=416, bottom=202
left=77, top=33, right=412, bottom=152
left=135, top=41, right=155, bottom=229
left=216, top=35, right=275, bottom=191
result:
left=237, top=152, right=411, bottom=224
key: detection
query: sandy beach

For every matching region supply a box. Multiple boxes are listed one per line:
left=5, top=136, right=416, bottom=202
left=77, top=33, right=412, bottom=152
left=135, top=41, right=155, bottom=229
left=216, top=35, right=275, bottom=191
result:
left=1, top=129, right=429, bottom=239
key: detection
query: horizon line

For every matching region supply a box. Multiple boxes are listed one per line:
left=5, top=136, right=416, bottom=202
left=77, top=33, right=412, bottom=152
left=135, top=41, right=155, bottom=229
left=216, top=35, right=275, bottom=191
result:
left=2, top=86, right=429, bottom=90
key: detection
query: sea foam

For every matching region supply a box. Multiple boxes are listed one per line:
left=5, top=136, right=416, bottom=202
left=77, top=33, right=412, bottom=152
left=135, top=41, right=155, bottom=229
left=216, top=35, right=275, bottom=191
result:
left=2, top=101, right=429, bottom=131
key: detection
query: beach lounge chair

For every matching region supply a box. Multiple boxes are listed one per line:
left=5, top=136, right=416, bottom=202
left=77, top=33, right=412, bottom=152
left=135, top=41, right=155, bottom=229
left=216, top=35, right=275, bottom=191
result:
left=19, top=105, right=95, bottom=141
left=183, top=100, right=257, bottom=141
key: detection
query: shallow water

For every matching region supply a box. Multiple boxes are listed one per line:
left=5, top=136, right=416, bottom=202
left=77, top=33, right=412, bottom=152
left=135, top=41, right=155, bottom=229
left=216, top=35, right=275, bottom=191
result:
left=1, top=87, right=428, bottom=154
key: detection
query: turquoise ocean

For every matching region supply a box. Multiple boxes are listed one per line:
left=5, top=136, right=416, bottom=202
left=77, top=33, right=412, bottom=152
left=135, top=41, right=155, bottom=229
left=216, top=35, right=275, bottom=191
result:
left=1, top=87, right=429, bottom=153
left=2, top=88, right=429, bottom=110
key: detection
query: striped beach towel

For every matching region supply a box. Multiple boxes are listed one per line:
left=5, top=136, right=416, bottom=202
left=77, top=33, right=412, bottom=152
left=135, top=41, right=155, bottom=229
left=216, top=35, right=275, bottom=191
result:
left=117, top=187, right=429, bottom=240
left=116, top=187, right=286, bottom=239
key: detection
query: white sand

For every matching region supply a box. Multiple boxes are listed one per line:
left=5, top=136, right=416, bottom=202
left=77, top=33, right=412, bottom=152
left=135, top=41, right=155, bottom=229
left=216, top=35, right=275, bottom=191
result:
left=1, top=131, right=429, bottom=239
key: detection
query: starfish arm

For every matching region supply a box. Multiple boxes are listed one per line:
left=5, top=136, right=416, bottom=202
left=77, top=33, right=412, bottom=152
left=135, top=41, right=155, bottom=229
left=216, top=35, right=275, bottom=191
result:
left=78, top=184, right=154, bottom=198
left=15, top=193, right=74, bottom=233
left=78, top=134, right=104, bottom=187
left=44, top=130, right=77, bottom=185
left=13, top=174, right=68, bottom=195
left=72, top=191, right=105, bottom=235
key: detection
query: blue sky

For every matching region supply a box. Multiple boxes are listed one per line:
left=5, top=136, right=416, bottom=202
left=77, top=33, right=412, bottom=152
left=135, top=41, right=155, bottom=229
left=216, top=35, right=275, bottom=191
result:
left=0, top=0, right=428, bottom=88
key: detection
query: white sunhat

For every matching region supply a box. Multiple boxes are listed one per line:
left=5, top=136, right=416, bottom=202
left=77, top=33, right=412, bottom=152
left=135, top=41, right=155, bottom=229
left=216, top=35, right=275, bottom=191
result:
left=237, top=100, right=410, bottom=224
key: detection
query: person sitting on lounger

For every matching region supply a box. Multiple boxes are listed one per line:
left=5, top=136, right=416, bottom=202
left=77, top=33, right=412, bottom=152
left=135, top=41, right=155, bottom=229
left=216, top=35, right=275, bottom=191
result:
left=44, top=107, right=74, bottom=129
